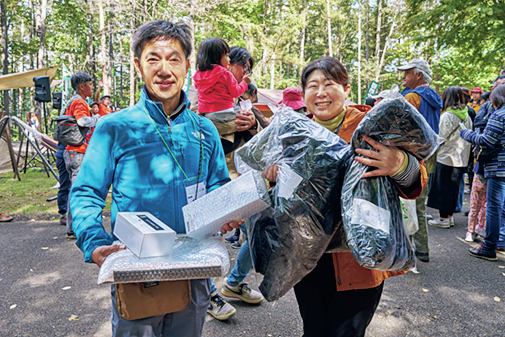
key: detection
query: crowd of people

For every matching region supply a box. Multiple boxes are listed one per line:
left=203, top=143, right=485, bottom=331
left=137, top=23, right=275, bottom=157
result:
left=14, top=17, right=501, bottom=337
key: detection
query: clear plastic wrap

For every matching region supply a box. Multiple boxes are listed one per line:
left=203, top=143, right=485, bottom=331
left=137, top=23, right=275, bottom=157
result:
left=235, top=104, right=351, bottom=301
left=340, top=92, right=439, bottom=271
left=183, top=170, right=271, bottom=241
left=97, top=236, right=229, bottom=285
left=351, top=92, right=442, bottom=160
left=341, top=159, right=415, bottom=271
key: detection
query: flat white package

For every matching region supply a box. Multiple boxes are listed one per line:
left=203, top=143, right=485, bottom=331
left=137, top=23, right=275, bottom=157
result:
left=183, top=170, right=271, bottom=241
left=97, top=237, right=229, bottom=285
left=114, top=212, right=176, bottom=258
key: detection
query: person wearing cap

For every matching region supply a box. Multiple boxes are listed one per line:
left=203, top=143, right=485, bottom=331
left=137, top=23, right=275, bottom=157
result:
left=399, top=59, right=443, bottom=264
left=94, top=79, right=113, bottom=115
left=371, top=90, right=391, bottom=105
left=279, top=87, right=307, bottom=114
left=469, top=87, right=484, bottom=113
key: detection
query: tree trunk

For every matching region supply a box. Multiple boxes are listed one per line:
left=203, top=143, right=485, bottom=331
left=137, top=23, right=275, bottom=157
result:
left=365, top=0, right=369, bottom=61
left=189, top=0, right=196, bottom=79
left=357, top=0, right=362, bottom=104
left=38, top=0, right=47, bottom=69
left=129, top=0, right=136, bottom=106
left=326, top=0, right=332, bottom=57
left=299, top=0, right=307, bottom=74
left=152, top=0, right=159, bottom=19
left=87, top=0, right=95, bottom=83
left=336, top=19, right=340, bottom=60
left=270, top=59, right=275, bottom=90
left=1, top=0, right=8, bottom=115
left=108, top=0, right=114, bottom=97
left=98, top=0, right=108, bottom=94
left=376, top=7, right=397, bottom=81
left=374, top=0, right=382, bottom=79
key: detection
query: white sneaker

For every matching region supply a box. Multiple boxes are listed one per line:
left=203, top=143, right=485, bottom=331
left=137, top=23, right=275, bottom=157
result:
left=426, top=214, right=433, bottom=220
left=465, top=232, right=476, bottom=242
left=476, top=226, right=486, bottom=237
left=449, top=217, right=455, bottom=227
left=207, top=291, right=236, bottom=320
left=222, top=280, right=264, bottom=304
left=428, top=218, right=451, bottom=228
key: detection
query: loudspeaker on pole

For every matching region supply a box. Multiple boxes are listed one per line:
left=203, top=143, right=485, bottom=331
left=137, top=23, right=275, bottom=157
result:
left=33, top=76, right=52, bottom=102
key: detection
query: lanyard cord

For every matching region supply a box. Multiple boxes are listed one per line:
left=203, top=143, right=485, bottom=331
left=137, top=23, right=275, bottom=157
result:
left=141, top=100, right=204, bottom=182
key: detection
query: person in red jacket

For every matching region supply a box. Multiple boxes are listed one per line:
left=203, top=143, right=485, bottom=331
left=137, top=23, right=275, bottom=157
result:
left=63, top=72, right=101, bottom=239
left=193, top=38, right=251, bottom=131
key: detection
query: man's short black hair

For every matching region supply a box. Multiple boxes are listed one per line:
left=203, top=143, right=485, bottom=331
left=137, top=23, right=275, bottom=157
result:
left=481, top=91, right=491, bottom=101
left=196, top=38, right=230, bottom=72
left=229, top=47, right=254, bottom=69
left=71, top=72, right=92, bottom=91
left=90, top=102, right=99, bottom=108
left=493, top=75, right=505, bottom=87
left=132, top=20, right=192, bottom=60
left=245, top=83, right=257, bottom=97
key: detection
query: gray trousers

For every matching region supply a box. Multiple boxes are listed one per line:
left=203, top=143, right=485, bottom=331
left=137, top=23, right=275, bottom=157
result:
left=63, top=151, right=84, bottom=235
left=111, top=279, right=211, bottom=337
left=413, top=186, right=430, bottom=254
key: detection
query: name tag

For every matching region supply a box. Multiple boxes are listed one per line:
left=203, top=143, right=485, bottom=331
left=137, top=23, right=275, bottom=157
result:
left=186, top=182, right=206, bottom=204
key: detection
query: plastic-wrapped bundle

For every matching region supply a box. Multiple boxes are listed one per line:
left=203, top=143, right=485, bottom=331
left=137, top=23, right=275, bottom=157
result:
left=97, top=236, right=229, bottom=285
left=235, top=104, right=351, bottom=301
left=351, top=92, right=441, bottom=160
left=341, top=92, right=439, bottom=271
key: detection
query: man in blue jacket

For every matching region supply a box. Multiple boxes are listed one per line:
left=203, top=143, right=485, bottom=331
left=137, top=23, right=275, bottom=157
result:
left=69, top=20, right=230, bottom=336
left=399, top=59, right=443, bottom=263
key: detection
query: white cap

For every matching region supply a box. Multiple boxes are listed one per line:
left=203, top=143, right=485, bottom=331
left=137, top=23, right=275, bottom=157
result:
left=397, top=59, right=433, bottom=76
left=371, top=90, right=391, bottom=100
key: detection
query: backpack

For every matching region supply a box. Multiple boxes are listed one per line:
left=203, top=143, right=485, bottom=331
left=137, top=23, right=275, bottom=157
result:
left=53, top=99, right=89, bottom=146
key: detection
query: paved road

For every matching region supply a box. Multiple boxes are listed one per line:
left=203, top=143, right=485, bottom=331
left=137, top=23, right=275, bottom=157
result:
left=1, top=202, right=504, bottom=337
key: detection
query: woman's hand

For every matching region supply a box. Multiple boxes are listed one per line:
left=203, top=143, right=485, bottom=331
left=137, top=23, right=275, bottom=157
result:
left=262, top=164, right=279, bottom=182
left=221, top=220, right=244, bottom=235
left=354, top=136, right=406, bottom=178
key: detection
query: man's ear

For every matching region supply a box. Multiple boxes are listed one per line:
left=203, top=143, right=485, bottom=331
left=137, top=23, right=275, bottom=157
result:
left=134, top=58, right=143, bottom=79
left=186, top=58, right=190, bottom=74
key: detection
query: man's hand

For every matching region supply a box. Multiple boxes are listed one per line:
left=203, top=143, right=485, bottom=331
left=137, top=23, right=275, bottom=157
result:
left=236, top=110, right=256, bottom=132
left=221, top=220, right=244, bottom=235
left=98, top=79, right=104, bottom=88
left=92, top=244, right=126, bottom=268
left=354, top=136, right=406, bottom=178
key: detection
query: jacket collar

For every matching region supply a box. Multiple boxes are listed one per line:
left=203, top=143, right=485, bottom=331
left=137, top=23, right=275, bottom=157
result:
left=140, top=85, right=190, bottom=124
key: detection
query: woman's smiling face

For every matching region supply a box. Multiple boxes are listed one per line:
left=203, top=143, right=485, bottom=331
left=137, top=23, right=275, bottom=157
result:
left=302, top=69, right=351, bottom=121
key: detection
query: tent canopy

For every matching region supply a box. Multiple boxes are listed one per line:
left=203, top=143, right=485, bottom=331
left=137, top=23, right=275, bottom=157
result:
left=0, top=65, right=60, bottom=91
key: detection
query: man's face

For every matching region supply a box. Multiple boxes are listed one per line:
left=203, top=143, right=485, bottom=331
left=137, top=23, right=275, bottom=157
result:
left=402, top=69, right=420, bottom=89
left=101, top=97, right=110, bottom=106
left=472, top=92, right=481, bottom=101
left=80, top=81, right=94, bottom=98
left=134, top=38, right=189, bottom=106
left=496, top=78, right=505, bottom=87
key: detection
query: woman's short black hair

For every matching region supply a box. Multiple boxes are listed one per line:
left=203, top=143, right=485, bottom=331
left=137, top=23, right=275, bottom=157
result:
left=491, top=84, right=505, bottom=109
left=481, top=91, right=491, bottom=101
left=442, top=86, right=464, bottom=111
left=132, top=20, right=192, bottom=60
left=71, top=72, right=92, bottom=91
left=196, top=38, right=230, bottom=72
left=229, top=47, right=253, bottom=69
left=365, top=97, right=376, bottom=107
left=300, top=56, right=349, bottom=93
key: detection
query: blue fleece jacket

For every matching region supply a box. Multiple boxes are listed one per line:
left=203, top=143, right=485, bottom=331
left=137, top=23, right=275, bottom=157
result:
left=70, top=86, right=231, bottom=263
left=402, top=86, right=443, bottom=134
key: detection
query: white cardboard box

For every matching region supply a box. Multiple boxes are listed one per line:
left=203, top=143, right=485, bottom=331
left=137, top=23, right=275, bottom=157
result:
left=114, top=212, right=176, bottom=258
left=183, top=170, right=271, bottom=241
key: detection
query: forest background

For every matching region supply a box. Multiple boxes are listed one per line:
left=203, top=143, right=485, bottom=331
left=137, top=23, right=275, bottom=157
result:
left=0, top=0, right=504, bottom=134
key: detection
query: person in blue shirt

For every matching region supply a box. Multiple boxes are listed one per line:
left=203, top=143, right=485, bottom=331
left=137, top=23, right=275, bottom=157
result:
left=69, top=20, right=231, bottom=336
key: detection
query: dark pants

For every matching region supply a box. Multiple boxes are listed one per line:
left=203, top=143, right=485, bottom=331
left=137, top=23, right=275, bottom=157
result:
left=56, top=155, right=71, bottom=216
left=294, top=254, right=384, bottom=337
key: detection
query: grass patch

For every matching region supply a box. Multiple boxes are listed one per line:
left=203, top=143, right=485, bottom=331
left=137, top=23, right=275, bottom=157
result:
left=0, top=167, right=111, bottom=215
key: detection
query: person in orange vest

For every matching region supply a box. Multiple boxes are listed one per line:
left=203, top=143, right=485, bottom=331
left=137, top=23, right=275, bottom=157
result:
left=63, top=72, right=101, bottom=239
left=94, top=79, right=113, bottom=115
